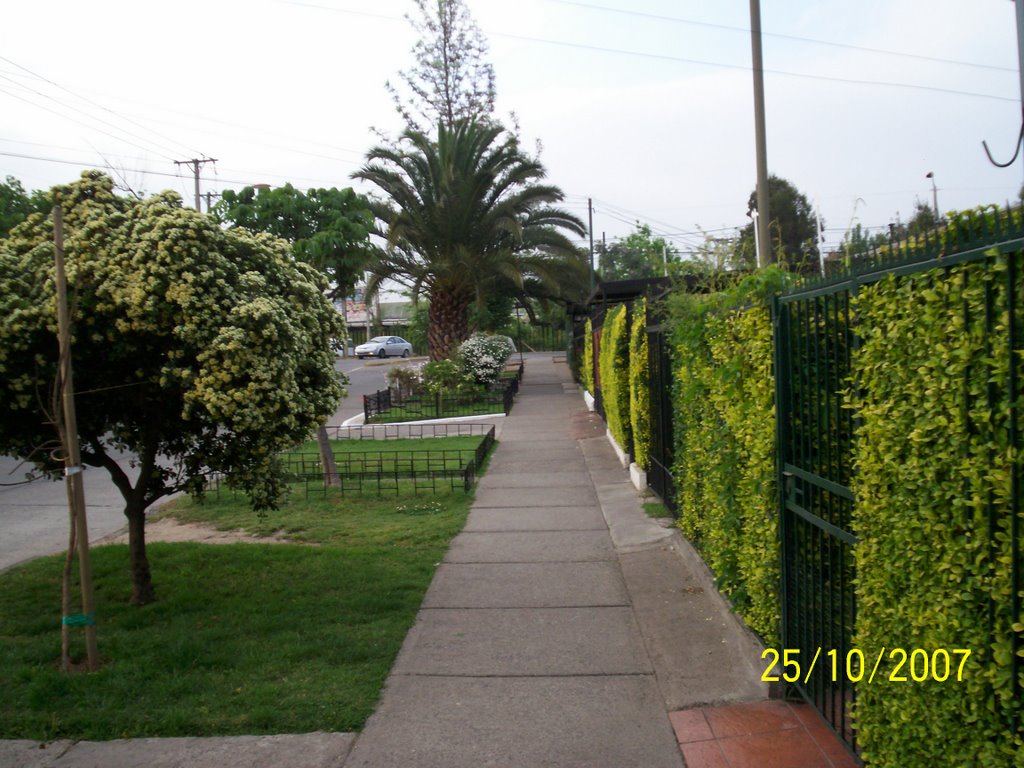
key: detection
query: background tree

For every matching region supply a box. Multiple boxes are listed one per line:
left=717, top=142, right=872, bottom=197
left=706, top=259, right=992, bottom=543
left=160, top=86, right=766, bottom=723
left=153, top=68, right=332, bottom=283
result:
left=386, top=0, right=496, bottom=133
left=213, top=183, right=374, bottom=300
left=0, top=172, right=345, bottom=605
left=841, top=222, right=889, bottom=261
left=904, top=198, right=940, bottom=239
left=1, top=175, right=49, bottom=237
left=354, top=121, right=586, bottom=360
left=596, top=223, right=674, bottom=281
left=739, top=174, right=821, bottom=272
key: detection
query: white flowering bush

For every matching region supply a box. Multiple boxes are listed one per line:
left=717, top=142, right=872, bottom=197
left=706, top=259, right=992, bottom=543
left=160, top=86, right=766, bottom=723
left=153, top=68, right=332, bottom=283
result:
left=457, top=334, right=515, bottom=387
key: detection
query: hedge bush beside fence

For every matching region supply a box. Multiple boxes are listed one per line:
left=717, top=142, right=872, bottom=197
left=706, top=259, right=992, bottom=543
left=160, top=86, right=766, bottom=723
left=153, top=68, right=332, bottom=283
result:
left=629, top=299, right=651, bottom=472
left=668, top=270, right=786, bottom=643
left=849, top=257, right=1024, bottom=767
left=600, top=304, right=632, bottom=457
left=582, top=317, right=595, bottom=395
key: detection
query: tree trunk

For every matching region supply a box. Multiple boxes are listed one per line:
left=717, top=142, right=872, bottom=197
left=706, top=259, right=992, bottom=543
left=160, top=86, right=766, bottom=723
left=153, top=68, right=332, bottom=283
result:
left=428, top=286, right=470, bottom=360
left=317, top=425, right=340, bottom=487
left=126, top=499, right=155, bottom=606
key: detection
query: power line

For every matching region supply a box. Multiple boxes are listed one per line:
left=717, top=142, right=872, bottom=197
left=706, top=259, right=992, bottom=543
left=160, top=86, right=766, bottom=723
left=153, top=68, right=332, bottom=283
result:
left=546, top=0, right=1017, bottom=74
left=0, top=86, right=180, bottom=162
left=0, top=149, right=353, bottom=192
left=0, top=56, right=202, bottom=157
left=491, top=30, right=1017, bottom=104
left=288, top=0, right=1018, bottom=103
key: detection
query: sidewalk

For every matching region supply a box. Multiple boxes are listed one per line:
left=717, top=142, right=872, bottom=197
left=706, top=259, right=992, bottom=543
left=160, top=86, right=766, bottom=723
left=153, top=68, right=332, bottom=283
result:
left=1, top=355, right=855, bottom=768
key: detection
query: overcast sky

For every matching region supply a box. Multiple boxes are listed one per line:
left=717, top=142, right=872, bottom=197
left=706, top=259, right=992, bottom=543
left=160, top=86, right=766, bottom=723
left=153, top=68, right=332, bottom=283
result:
left=3, top=0, right=1023, bottom=257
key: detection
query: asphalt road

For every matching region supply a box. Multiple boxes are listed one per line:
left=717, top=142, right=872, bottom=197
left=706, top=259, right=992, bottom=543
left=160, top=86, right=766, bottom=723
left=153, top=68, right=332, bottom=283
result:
left=0, top=356, right=419, bottom=572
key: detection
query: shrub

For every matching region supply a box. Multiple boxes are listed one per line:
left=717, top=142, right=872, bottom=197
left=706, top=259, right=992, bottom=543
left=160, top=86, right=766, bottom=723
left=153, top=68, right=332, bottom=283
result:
left=582, top=318, right=595, bottom=394
left=848, top=255, right=1024, bottom=767
left=386, top=365, right=421, bottom=401
left=457, top=334, right=514, bottom=387
left=629, top=298, right=650, bottom=471
left=668, top=268, right=789, bottom=643
left=599, top=304, right=632, bottom=456
left=420, top=359, right=477, bottom=396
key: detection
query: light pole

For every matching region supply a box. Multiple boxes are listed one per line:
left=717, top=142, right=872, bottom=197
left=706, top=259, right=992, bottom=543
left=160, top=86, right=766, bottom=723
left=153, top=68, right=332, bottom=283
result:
left=926, top=172, right=939, bottom=221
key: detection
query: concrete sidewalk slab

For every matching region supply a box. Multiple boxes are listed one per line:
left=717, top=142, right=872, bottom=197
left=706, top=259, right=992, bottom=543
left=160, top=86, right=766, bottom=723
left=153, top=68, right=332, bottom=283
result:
left=472, top=484, right=598, bottom=508
left=343, top=676, right=683, bottom=768
left=443, top=530, right=613, bottom=563
left=476, top=470, right=594, bottom=489
left=621, top=541, right=768, bottom=710
left=0, top=733, right=357, bottom=768
left=393, top=607, right=652, bottom=676
left=462, top=506, right=606, bottom=532
left=421, top=561, right=630, bottom=608
left=596, top=481, right=677, bottom=551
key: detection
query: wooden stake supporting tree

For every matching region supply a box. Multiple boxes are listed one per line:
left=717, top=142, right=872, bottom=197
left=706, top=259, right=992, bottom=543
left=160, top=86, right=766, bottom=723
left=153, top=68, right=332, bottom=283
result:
left=53, top=202, right=99, bottom=672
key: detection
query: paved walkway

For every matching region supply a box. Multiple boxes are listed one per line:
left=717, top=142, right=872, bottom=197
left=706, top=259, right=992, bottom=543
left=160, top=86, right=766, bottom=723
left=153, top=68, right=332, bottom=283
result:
left=1, top=355, right=857, bottom=768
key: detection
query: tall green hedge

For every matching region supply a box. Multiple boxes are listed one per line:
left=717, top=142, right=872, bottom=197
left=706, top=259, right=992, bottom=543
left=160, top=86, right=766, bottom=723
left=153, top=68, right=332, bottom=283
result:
left=582, top=317, right=595, bottom=394
left=599, top=304, right=632, bottom=456
left=849, top=255, right=1024, bottom=767
left=669, top=269, right=788, bottom=642
left=629, top=298, right=650, bottom=471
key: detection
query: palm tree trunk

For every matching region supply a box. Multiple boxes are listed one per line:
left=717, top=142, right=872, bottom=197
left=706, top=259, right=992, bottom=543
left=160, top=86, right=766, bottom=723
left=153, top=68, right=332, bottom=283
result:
left=428, top=286, right=470, bottom=360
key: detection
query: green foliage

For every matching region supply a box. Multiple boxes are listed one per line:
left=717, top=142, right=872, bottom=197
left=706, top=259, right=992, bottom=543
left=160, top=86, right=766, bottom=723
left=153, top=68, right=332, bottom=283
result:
left=354, top=121, right=586, bottom=360
left=0, top=172, right=346, bottom=600
left=629, top=298, right=651, bottom=471
left=848, top=255, right=1024, bottom=767
left=597, top=223, right=673, bottom=281
left=739, top=174, right=821, bottom=272
left=599, top=304, right=632, bottom=456
left=1, top=175, right=49, bottom=238
left=420, top=359, right=477, bottom=396
left=213, top=182, right=374, bottom=300
left=386, top=365, right=420, bottom=400
left=582, top=317, right=595, bottom=393
left=386, top=0, right=496, bottom=133
left=668, top=268, right=791, bottom=642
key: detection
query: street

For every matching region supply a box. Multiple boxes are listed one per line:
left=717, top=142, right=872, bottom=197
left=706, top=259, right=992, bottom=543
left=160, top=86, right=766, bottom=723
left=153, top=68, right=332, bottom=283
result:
left=0, top=357, right=415, bottom=571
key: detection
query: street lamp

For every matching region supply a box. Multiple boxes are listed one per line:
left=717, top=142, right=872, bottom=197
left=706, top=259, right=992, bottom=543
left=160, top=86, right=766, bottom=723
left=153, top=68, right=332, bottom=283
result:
left=926, top=172, right=939, bottom=221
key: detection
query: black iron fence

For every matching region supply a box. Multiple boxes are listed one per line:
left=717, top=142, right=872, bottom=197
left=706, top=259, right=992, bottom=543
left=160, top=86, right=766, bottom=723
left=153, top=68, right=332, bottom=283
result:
left=773, top=210, right=1024, bottom=756
left=204, top=424, right=496, bottom=499
left=364, top=364, right=523, bottom=423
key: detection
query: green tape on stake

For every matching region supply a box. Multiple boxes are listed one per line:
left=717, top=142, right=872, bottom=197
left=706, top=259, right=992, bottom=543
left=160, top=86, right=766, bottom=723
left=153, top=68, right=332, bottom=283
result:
left=62, top=613, right=96, bottom=627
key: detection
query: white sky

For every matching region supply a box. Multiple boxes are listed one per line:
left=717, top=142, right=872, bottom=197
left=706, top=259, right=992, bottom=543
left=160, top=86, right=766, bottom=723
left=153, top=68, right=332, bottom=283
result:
left=2, top=0, right=1023, bottom=257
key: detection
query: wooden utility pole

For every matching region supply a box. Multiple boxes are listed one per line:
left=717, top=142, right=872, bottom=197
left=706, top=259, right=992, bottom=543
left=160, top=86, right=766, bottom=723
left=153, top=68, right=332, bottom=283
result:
left=53, top=203, right=99, bottom=672
left=749, top=0, right=772, bottom=265
left=588, top=198, right=595, bottom=294
left=173, top=157, right=218, bottom=210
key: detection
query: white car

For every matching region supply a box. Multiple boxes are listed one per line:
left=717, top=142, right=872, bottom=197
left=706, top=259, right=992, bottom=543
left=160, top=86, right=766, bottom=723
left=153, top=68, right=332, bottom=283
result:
left=355, top=335, right=413, bottom=359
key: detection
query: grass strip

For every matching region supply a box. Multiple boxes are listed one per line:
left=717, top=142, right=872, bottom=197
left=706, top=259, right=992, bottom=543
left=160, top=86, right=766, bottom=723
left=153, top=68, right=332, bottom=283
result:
left=0, top=490, right=471, bottom=740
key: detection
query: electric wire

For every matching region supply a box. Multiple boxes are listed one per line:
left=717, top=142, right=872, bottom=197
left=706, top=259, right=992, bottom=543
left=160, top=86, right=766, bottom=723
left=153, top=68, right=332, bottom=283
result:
left=546, top=0, right=1017, bottom=74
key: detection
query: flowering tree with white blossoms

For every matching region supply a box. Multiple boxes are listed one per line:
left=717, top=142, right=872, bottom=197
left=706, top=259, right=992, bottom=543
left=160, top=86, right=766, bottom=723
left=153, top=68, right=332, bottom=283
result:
left=0, top=172, right=346, bottom=605
left=457, top=334, right=514, bottom=387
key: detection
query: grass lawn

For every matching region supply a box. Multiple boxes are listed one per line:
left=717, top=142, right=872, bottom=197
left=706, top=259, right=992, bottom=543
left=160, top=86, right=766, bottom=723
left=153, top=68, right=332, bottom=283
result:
left=282, top=435, right=487, bottom=474
left=0, top=486, right=473, bottom=740
left=366, top=397, right=505, bottom=424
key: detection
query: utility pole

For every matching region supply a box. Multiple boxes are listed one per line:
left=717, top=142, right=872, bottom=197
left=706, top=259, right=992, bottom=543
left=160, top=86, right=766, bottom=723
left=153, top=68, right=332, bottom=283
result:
left=749, top=0, right=772, bottom=265
left=53, top=203, right=99, bottom=672
left=588, top=198, right=595, bottom=295
left=203, top=191, right=221, bottom=213
left=173, top=157, right=217, bottom=211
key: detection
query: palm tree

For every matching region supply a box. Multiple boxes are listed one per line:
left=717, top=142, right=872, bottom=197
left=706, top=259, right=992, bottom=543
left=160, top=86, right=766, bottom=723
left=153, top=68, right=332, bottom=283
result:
left=353, top=121, right=587, bottom=360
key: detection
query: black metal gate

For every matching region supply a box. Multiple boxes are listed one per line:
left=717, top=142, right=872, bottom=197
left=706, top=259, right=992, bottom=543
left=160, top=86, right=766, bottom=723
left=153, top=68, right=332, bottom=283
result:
left=773, top=221, right=1024, bottom=757
left=647, top=322, right=676, bottom=514
left=772, top=287, right=858, bottom=750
